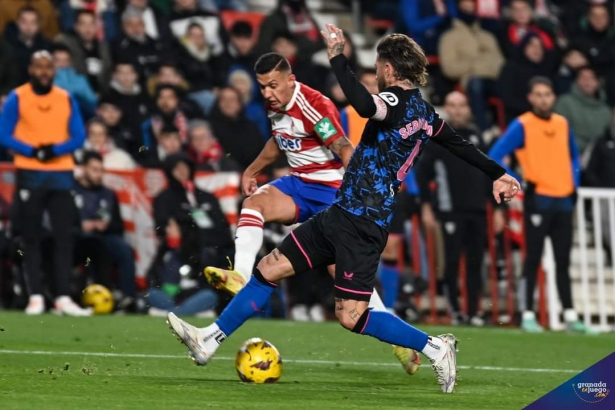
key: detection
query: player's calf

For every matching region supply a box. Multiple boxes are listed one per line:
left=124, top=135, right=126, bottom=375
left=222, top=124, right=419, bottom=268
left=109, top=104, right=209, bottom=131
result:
left=334, top=298, right=370, bottom=331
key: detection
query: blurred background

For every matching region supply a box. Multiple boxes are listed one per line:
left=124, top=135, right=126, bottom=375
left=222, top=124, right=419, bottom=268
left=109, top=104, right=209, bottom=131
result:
left=0, top=0, right=614, bottom=332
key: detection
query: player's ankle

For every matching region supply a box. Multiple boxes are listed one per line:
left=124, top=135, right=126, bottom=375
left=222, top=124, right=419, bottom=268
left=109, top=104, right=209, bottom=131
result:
left=201, top=322, right=226, bottom=353
left=421, top=336, right=445, bottom=361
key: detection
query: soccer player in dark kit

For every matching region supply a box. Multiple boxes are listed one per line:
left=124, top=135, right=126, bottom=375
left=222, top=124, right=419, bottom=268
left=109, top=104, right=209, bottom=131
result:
left=166, top=25, right=521, bottom=393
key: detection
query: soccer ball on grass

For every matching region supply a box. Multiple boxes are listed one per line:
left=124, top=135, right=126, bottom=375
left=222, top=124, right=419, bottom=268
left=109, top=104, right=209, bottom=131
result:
left=82, top=284, right=114, bottom=314
left=235, top=338, right=283, bottom=383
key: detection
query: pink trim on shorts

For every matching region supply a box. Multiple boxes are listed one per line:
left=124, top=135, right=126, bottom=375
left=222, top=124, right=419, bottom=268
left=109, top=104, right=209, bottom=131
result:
left=291, top=231, right=313, bottom=269
left=334, top=285, right=373, bottom=295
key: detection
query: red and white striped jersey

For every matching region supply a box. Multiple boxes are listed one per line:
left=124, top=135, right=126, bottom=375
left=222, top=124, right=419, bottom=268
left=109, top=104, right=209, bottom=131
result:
left=268, top=82, right=346, bottom=188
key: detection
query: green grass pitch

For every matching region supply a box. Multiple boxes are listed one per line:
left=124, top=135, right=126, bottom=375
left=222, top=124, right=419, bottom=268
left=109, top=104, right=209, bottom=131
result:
left=0, top=312, right=612, bottom=409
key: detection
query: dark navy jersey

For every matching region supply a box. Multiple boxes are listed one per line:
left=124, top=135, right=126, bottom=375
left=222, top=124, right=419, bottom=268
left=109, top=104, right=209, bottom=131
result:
left=334, top=87, right=443, bottom=229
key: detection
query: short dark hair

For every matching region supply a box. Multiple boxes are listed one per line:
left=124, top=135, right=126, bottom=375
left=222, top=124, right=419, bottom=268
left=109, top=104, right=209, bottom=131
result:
left=75, top=9, right=96, bottom=22
left=82, top=150, right=104, bottom=165
left=575, top=65, right=596, bottom=80
left=52, top=43, right=72, bottom=56
left=186, top=22, right=204, bottom=34
left=528, top=76, right=553, bottom=92
left=155, top=84, right=180, bottom=99
left=254, top=52, right=291, bottom=75
left=230, top=21, right=253, bottom=38
left=376, top=34, right=429, bottom=86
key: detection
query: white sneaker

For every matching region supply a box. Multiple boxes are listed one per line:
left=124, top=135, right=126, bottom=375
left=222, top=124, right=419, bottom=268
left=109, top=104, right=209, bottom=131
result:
left=290, top=305, right=310, bottom=322
left=430, top=333, right=458, bottom=393
left=469, top=316, right=485, bottom=327
left=309, top=304, right=325, bottom=322
left=148, top=307, right=169, bottom=317
left=166, top=312, right=218, bottom=366
left=53, top=296, right=93, bottom=316
left=25, top=294, right=45, bottom=315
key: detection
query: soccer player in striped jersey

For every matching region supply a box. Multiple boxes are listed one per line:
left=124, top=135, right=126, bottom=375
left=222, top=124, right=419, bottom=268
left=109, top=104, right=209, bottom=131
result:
left=205, top=52, right=420, bottom=375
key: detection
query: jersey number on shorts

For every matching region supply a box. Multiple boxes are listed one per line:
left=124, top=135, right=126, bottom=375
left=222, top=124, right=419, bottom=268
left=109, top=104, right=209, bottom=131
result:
left=396, top=140, right=422, bottom=181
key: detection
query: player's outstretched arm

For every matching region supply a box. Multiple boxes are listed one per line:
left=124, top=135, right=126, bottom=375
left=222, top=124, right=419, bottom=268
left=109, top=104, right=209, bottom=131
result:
left=321, top=24, right=380, bottom=119
left=242, top=138, right=282, bottom=196
left=329, top=136, right=354, bottom=169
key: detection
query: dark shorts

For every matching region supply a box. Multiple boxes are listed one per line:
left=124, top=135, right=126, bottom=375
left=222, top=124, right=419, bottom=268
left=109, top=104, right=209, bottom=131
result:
left=389, top=192, right=420, bottom=235
left=278, top=205, right=388, bottom=301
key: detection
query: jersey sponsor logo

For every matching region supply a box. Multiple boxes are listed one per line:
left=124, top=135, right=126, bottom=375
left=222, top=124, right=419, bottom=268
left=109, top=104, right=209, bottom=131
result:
left=275, top=134, right=303, bottom=151
left=399, top=118, right=434, bottom=139
left=378, top=92, right=399, bottom=106
left=315, top=117, right=338, bottom=142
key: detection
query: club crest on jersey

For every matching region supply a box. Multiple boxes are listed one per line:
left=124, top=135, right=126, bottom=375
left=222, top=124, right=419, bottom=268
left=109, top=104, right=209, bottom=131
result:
left=315, top=117, right=338, bottom=142
left=275, top=134, right=303, bottom=151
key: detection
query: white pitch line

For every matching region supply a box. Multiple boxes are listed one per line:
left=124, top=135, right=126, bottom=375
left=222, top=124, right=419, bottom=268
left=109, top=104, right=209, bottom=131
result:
left=0, top=349, right=579, bottom=374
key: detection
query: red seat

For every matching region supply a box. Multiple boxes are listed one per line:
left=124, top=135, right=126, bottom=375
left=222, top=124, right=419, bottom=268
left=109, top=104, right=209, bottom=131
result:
left=364, top=16, right=394, bottom=31
left=220, top=10, right=266, bottom=40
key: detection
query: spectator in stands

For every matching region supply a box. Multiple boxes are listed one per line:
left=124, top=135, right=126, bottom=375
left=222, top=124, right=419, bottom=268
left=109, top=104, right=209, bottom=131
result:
left=416, top=91, right=491, bottom=326
left=59, top=0, right=118, bottom=42
left=227, top=20, right=258, bottom=73
left=439, top=0, right=504, bottom=132
left=0, top=51, right=89, bottom=316
left=186, top=119, right=241, bottom=171
left=0, top=0, right=59, bottom=40
left=325, top=74, right=348, bottom=110
left=96, top=97, right=139, bottom=156
left=209, top=86, right=265, bottom=170
left=340, top=68, right=377, bottom=147
left=554, top=47, right=590, bottom=95
left=112, top=7, right=167, bottom=79
left=77, top=119, right=137, bottom=170
left=176, top=23, right=227, bottom=114
left=499, top=33, right=553, bottom=126
left=500, top=0, right=556, bottom=58
left=55, top=10, right=112, bottom=93
left=256, top=0, right=325, bottom=59
left=147, top=65, right=204, bottom=118
left=142, top=85, right=193, bottom=156
left=0, top=37, right=19, bottom=98
left=397, top=0, right=457, bottom=55
left=52, top=45, right=98, bottom=119
left=148, top=153, right=233, bottom=316
left=124, top=0, right=172, bottom=42
left=554, top=66, right=612, bottom=153
left=4, top=7, right=52, bottom=85
left=105, top=62, right=152, bottom=141
left=74, top=151, right=137, bottom=308
left=142, top=124, right=183, bottom=167
left=489, top=76, right=594, bottom=334
left=228, top=69, right=269, bottom=139
left=168, top=0, right=227, bottom=56
left=570, top=3, right=615, bottom=77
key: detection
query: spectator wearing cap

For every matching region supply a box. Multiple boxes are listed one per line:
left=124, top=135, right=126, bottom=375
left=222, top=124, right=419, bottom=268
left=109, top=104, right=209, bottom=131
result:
left=228, top=69, right=270, bottom=139
left=438, top=0, right=504, bottom=132
left=112, top=7, right=167, bottom=79
left=554, top=48, right=590, bottom=95
left=186, top=120, right=241, bottom=171
left=4, top=7, right=52, bottom=85
left=104, top=62, right=153, bottom=141
left=569, top=3, right=615, bottom=77
left=77, top=118, right=137, bottom=170
left=555, top=66, right=612, bottom=153
left=168, top=0, right=227, bottom=57
left=0, top=0, right=60, bottom=40
left=397, top=0, right=457, bottom=56
left=499, top=32, right=554, bottom=125
left=256, top=0, right=325, bottom=59
left=209, top=86, right=265, bottom=170
left=500, top=0, right=556, bottom=58
left=96, top=97, right=139, bottom=155
left=54, top=10, right=113, bottom=93
left=52, top=44, right=98, bottom=119
left=175, top=23, right=228, bottom=114
left=227, top=21, right=258, bottom=74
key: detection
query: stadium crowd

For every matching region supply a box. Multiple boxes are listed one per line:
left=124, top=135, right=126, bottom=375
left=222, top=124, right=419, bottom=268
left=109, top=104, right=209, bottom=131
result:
left=0, top=0, right=613, bottom=327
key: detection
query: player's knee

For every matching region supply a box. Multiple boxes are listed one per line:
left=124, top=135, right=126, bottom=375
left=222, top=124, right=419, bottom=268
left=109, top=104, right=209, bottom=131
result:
left=243, top=195, right=264, bottom=214
left=336, top=306, right=368, bottom=331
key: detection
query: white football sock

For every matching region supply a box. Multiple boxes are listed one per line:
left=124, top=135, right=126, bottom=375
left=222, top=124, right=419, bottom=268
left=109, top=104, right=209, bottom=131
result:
left=421, top=336, right=446, bottom=361
left=200, top=322, right=226, bottom=354
left=234, top=209, right=265, bottom=281
left=368, top=289, right=387, bottom=311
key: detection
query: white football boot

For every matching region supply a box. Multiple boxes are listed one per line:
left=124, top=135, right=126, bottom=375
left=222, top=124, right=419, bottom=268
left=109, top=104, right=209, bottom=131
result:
left=430, top=333, right=459, bottom=393
left=53, top=296, right=93, bottom=316
left=167, top=312, right=220, bottom=366
left=25, top=294, right=45, bottom=315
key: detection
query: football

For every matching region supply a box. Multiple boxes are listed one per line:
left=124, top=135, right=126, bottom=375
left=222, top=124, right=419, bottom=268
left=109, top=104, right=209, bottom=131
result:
left=235, top=338, right=283, bottom=384
left=82, top=284, right=114, bottom=314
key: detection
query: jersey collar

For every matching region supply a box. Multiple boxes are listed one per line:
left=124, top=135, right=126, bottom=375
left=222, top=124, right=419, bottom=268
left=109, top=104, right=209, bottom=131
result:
left=282, top=81, right=301, bottom=112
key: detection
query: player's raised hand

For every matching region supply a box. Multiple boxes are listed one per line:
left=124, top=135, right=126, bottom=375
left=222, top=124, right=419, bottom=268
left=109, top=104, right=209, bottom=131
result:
left=493, top=174, right=522, bottom=203
left=242, top=174, right=258, bottom=197
left=320, top=23, right=346, bottom=60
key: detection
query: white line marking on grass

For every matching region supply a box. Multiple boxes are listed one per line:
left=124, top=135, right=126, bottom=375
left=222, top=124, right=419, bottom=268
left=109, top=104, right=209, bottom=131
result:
left=0, top=349, right=579, bottom=374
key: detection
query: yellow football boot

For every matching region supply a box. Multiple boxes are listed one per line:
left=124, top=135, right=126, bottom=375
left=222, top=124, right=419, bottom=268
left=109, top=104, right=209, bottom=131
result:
left=204, top=267, right=247, bottom=296
left=393, top=346, right=421, bottom=375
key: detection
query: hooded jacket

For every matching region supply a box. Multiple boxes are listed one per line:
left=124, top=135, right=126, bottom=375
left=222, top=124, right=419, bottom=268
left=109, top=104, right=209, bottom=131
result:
left=554, top=85, right=612, bottom=152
